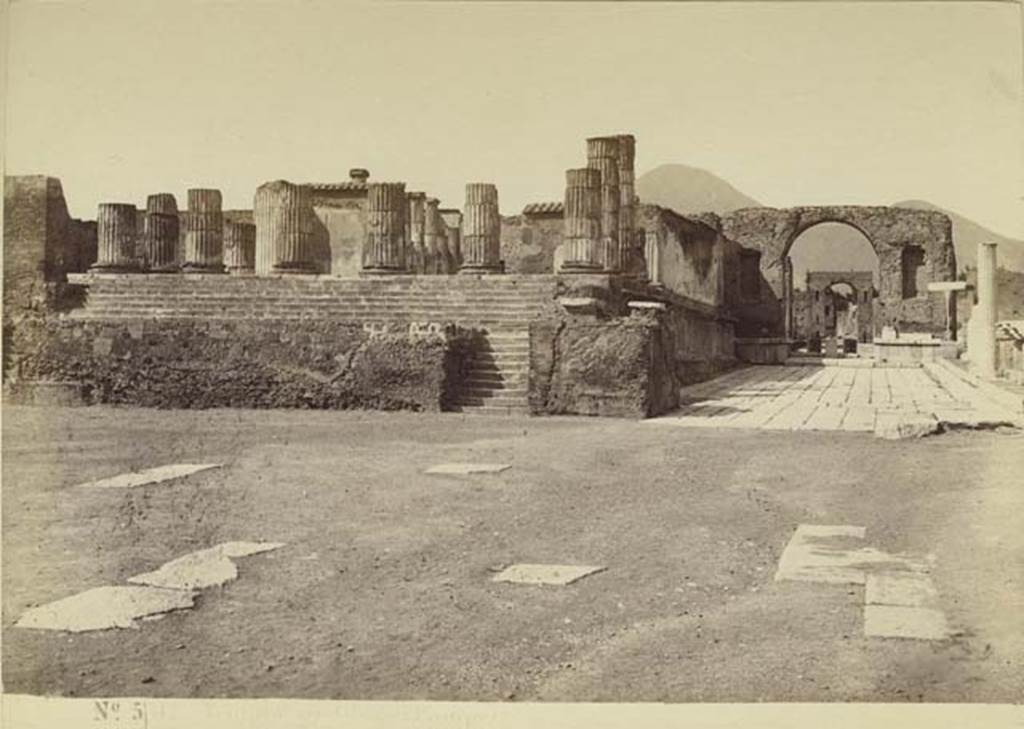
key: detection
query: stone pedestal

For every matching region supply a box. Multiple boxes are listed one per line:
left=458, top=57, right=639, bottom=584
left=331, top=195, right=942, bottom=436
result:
left=460, top=183, right=501, bottom=273
left=363, top=182, right=408, bottom=273
left=254, top=181, right=317, bottom=275
left=971, top=242, right=998, bottom=377
left=183, top=189, right=225, bottom=273
left=560, top=168, right=602, bottom=272
left=224, top=221, right=256, bottom=274
left=92, top=203, right=139, bottom=272
left=144, top=194, right=179, bottom=272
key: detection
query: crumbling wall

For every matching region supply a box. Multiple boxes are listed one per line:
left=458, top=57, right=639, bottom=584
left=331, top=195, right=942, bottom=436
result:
left=9, top=318, right=467, bottom=411
left=528, top=312, right=678, bottom=418
left=638, top=204, right=723, bottom=307
left=500, top=211, right=563, bottom=274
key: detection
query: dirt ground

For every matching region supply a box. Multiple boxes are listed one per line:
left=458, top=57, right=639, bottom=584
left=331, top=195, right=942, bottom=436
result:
left=2, top=404, right=1022, bottom=702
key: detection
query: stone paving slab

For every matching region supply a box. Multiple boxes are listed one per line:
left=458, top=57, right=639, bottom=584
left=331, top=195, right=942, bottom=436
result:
left=75, top=463, right=222, bottom=489
left=864, top=605, right=953, bottom=640
left=425, top=463, right=512, bottom=475
left=653, top=365, right=1011, bottom=433
left=491, top=564, right=606, bottom=586
left=866, top=572, right=940, bottom=608
left=15, top=586, right=197, bottom=632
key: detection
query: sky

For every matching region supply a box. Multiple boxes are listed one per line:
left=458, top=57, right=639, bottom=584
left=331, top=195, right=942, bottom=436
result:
left=4, top=1, right=1023, bottom=239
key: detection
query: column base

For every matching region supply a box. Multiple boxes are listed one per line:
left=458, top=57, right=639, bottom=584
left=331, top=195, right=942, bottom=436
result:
left=149, top=264, right=181, bottom=274
left=227, top=267, right=256, bottom=277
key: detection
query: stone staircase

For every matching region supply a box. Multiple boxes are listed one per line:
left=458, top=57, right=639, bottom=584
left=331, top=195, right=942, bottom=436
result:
left=451, top=328, right=531, bottom=415
left=65, top=273, right=557, bottom=415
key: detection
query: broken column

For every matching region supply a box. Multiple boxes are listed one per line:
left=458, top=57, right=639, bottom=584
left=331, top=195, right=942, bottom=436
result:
left=644, top=229, right=661, bottom=284
left=407, top=192, right=427, bottom=274
left=144, top=194, right=179, bottom=271
left=616, top=134, right=637, bottom=274
left=971, top=241, right=999, bottom=377
left=91, top=203, right=139, bottom=272
left=254, top=181, right=317, bottom=275
left=183, top=189, right=225, bottom=273
left=587, top=136, right=621, bottom=272
left=423, top=197, right=442, bottom=274
left=460, top=183, right=501, bottom=273
left=363, top=182, right=408, bottom=273
left=223, top=221, right=256, bottom=274
left=560, top=167, right=603, bottom=272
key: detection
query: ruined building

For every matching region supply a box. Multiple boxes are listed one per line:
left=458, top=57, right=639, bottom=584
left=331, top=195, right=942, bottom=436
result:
left=4, top=133, right=968, bottom=415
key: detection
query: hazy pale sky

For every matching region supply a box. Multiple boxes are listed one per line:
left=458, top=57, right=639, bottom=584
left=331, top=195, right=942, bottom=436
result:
left=5, top=1, right=1022, bottom=238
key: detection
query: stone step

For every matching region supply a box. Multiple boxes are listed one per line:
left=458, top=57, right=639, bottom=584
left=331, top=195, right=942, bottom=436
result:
left=454, top=395, right=530, bottom=408
left=458, top=386, right=529, bottom=399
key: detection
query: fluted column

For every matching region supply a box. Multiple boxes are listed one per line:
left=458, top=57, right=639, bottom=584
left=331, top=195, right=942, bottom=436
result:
left=254, top=181, right=317, bottom=275
left=972, top=242, right=999, bottom=377
left=587, top=137, right=621, bottom=272
left=560, top=168, right=602, bottom=272
left=460, top=183, right=501, bottom=273
left=224, top=221, right=256, bottom=274
left=616, top=134, right=637, bottom=274
left=91, top=203, right=139, bottom=272
left=363, top=182, right=408, bottom=273
left=406, top=192, right=426, bottom=274
left=144, top=194, right=179, bottom=272
left=183, top=189, right=225, bottom=273
left=423, top=197, right=442, bottom=275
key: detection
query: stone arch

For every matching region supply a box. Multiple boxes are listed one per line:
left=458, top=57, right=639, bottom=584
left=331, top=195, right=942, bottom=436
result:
left=720, top=205, right=955, bottom=337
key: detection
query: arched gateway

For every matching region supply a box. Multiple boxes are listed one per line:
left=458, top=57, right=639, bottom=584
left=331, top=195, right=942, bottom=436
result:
left=720, top=206, right=956, bottom=338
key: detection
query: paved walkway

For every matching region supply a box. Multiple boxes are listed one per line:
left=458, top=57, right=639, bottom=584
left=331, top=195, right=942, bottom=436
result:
left=651, top=364, right=994, bottom=432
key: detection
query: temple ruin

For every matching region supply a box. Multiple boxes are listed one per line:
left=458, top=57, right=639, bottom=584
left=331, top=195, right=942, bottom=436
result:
left=6, top=132, right=997, bottom=416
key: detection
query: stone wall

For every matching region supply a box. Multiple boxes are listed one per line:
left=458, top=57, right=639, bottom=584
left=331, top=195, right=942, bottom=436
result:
left=638, top=204, right=722, bottom=307
left=720, top=206, right=956, bottom=336
left=4, top=176, right=97, bottom=314
left=9, top=317, right=466, bottom=411
left=500, top=209, right=564, bottom=274
left=528, top=313, right=678, bottom=418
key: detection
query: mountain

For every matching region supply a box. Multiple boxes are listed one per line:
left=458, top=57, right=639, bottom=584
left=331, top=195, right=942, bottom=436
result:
left=636, top=164, right=761, bottom=215
left=635, top=164, right=1024, bottom=274
left=891, top=200, right=1024, bottom=273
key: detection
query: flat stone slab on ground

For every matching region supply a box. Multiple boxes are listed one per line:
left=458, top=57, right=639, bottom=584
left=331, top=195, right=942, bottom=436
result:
left=492, top=563, right=606, bottom=586
left=128, top=541, right=285, bottom=591
left=864, top=604, right=953, bottom=640
left=15, top=585, right=196, bottom=633
left=425, top=463, right=511, bottom=475
left=775, top=524, right=909, bottom=584
left=866, top=571, right=939, bottom=607
left=75, top=463, right=222, bottom=489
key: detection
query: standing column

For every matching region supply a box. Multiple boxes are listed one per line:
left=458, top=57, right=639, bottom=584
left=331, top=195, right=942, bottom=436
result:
left=645, top=229, right=661, bottom=284
left=972, top=241, right=999, bottom=377
left=423, top=197, right=442, bottom=274
left=407, top=192, right=427, bottom=274
left=223, top=221, right=256, bottom=274
left=616, top=134, right=637, bottom=274
left=587, top=136, right=621, bottom=272
left=254, top=181, right=317, bottom=275
left=460, top=183, right=501, bottom=273
left=183, top=189, right=225, bottom=272
left=363, top=182, right=408, bottom=273
left=91, top=203, right=139, bottom=272
left=560, top=168, right=602, bottom=272
left=144, top=194, right=179, bottom=272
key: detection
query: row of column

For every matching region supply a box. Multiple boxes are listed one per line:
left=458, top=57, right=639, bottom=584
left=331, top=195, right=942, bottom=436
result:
left=92, top=190, right=257, bottom=274
left=561, top=134, right=637, bottom=274
left=93, top=180, right=505, bottom=276
left=363, top=182, right=501, bottom=274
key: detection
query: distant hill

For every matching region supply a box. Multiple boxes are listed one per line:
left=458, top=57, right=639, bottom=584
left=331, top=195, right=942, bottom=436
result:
left=891, top=199, right=1024, bottom=273
left=636, top=164, right=761, bottom=215
left=635, top=164, right=1024, bottom=275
